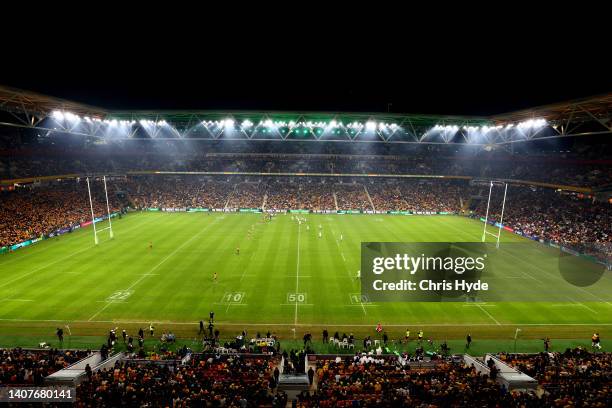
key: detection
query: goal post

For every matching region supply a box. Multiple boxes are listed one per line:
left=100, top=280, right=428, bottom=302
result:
left=103, top=176, right=115, bottom=240
left=86, top=176, right=115, bottom=245
left=481, top=180, right=508, bottom=249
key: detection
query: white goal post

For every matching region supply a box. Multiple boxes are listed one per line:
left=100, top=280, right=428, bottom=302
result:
left=481, top=180, right=508, bottom=249
left=86, top=176, right=115, bottom=245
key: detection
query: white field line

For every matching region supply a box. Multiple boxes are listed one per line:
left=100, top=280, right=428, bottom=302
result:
left=463, top=304, right=497, bottom=307
left=0, top=246, right=94, bottom=290
left=280, top=303, right=314, bottom=306
left=477, top=304, right=501, bottom=325
left=566, top=297, right=598, bottom=314
left=332, top=229, right=366, bottom=316
left=1, top=317, right=611, bottom=327
left=0, top=299, right=34, bottom=302
left=226, top=303, right=250, bottom=313
left=345, top=304, right=378, bottom=307
left=88, top=217, right=222, bottom=321
left=294, top=222, right=301, bottom=326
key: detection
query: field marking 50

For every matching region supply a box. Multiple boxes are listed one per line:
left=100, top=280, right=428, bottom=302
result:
left=287, top=293, right=307, bottom=303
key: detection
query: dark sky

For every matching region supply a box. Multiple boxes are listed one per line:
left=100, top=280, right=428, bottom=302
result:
left=2, top=22, right=610, bottom=116
left=5, top=66, right=609, bottom=116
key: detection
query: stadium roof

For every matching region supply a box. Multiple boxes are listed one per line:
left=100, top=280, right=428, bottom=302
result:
left=0, top=85, right=610, bottom=145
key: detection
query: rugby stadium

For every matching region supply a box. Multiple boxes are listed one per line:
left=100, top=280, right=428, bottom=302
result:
left=0, top=84, right=610, bottom=406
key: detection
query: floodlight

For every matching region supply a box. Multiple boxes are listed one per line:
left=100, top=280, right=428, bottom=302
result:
left=366, top=121, right=377, bottom=130
left=64, top=112, right=80, bottom=122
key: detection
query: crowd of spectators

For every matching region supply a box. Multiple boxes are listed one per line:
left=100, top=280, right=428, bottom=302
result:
left=0, top=181, right=122, bottom=247
left=128, top=177, right=231, bottom=210
left=1, top=346, right=609, bottom=406
left=366, top=183, right=408, bottom=211
left=75, top=354, right=281, bottom=407
left=297, top=350, right=611, bottom=407
left=366, top=180, right=464, bottom=213
left=499, top=348, right=611, bottom=406
left=265, top=181, right=301, bottom=210
left=227, top=182, right=266, bottom=209
left=334, top=184, right=372, bottom=211
left=298, top=182, right=335, bottom=211
left=0, top=348, right=90, bottom=385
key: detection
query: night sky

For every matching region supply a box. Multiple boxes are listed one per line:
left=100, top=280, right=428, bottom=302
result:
left=2, top=32, right=610, bottom=116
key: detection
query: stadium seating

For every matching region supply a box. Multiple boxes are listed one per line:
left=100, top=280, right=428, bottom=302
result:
left=300, top=350, right=611, bottom=407
left=75, top=354, right=280, bottom=407
left=0, top=348, right=90, bottom=385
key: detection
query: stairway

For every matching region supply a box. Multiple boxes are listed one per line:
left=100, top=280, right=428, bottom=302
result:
left=45, top=352, right=125, bottom=386
left=363, top=184, right=375, bottom=212
left=224, top=183, right=239, bottom=210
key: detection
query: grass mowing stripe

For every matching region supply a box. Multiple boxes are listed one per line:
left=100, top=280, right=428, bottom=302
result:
left=1, top=317, right=611, bottom=327
left=477, top=304, right=501, bottom=325
left=87, top=215, right=223, bottom=321
left=0, top=213, right=145, bottom=268
left=330, top=228, right=365, bottom=316
left=0, top=214, right=157, bottom=291
left=294, top=221, right=301, bottom=326
left=0, top=246, right=93, bottom=290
